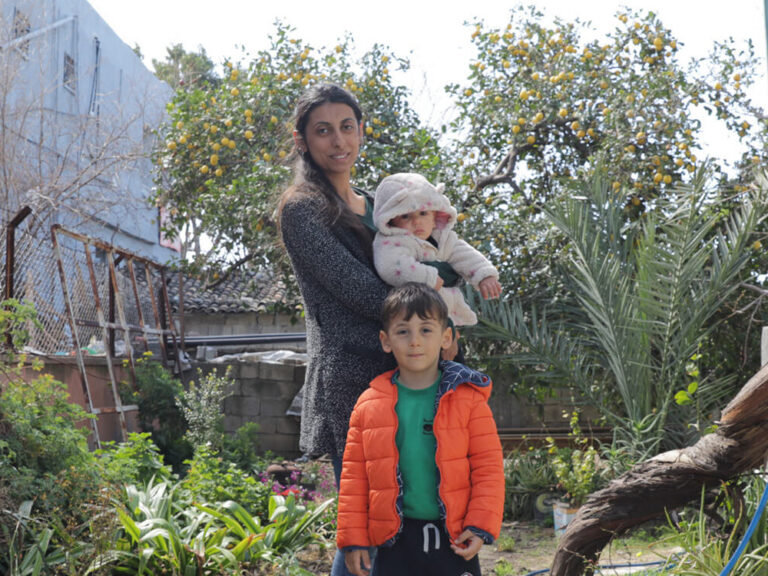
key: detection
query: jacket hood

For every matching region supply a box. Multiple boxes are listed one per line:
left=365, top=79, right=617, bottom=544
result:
left=438, top=360, right=492, bottom=398
left=373, top=173, right=457, bottom=236
left=373, top=361, right=492, bottom=399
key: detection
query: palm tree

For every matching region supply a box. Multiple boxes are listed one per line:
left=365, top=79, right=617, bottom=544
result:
left=469, top=169, right=768, bottom=461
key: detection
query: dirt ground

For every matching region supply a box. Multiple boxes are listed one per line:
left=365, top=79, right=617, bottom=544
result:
left=294, top=519, right=677, bottom=576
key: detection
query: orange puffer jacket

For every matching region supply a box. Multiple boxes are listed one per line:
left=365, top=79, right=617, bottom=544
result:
left=336, top=361, right=505, bottom=550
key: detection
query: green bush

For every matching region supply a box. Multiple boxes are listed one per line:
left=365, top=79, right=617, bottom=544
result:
left=182, top=445, right=272, bottom=521
left=222, top=421, right=263, bottom=472
left=0, top=370, right=99, bottom=517
left=177, top=367, right=232, bottom=450
left=96, top=432, right=173, bottom=487
left=123, top=353, right=192, bottom=472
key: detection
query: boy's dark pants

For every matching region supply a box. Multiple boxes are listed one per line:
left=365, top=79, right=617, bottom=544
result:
left=373, top=518, right=481, bottom=576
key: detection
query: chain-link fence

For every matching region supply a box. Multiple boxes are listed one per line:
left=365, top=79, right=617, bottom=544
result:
left=2, top=213, right=181, bottom=445
left=2, top=222, right=178, bottom=359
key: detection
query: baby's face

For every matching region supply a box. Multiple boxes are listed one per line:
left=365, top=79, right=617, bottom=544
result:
left=389, top=210, right=436, bottom=240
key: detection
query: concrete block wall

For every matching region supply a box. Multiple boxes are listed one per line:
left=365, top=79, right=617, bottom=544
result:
left=194, top=359, right=306, bottom=458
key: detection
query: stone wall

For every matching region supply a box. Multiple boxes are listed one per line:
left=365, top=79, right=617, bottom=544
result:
left=193, top=355, right=599, bottom=459
left=193, top=356, right=306, bottom=459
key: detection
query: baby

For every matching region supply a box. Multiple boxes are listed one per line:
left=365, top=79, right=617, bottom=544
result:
left=373, top=172, right=501, bottom=326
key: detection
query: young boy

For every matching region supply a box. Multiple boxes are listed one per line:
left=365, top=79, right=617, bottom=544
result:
left=336, top=283, right=505, bottom=576
left=372, top=173, right=502, bottom=327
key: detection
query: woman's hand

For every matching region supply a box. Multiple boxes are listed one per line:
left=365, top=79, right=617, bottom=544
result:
left=479, top=276, right=502, bottom=300
left=450, top=529, right=483, bottom=560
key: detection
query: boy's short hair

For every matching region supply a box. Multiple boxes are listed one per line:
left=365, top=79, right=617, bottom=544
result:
left=380, top=282, right=449, bottom=331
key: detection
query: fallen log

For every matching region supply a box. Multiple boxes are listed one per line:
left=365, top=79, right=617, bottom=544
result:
left=550, top=362, right=768, bottom=576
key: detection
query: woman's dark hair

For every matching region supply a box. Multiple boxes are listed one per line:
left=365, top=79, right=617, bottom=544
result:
left=278, top=83, right=372, bottom=247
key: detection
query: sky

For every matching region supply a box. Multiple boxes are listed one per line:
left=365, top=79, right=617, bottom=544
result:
left=88, top=0, right=768, bottom=159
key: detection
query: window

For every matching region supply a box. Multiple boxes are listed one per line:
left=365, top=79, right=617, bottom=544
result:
left=63, top=52, right=76, bottom=93
left=13, top=8, right=31, bottom=55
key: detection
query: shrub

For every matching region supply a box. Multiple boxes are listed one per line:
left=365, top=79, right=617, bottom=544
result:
left=0, top=370, right=100, bottom=518
left=123, top=353, right=191, bottom=472
left=96, top=432, right=173, bottom=487
left=181, top=445, right=272, bottom=520
left=222, top=421, right=263, bottom=472
left=177, top=367, right=232, bottom=450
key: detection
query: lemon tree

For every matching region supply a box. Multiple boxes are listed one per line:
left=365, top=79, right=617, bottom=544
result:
left=444, top=7, right=767, bottom=302
left=152, top=22, right=443, bottom=286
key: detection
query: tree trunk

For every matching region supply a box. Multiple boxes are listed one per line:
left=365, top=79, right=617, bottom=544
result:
left=550, top=363, right=768, bottom=576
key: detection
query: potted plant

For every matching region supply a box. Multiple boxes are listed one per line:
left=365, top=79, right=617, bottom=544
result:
left=547, top=412, right=602, bottom=536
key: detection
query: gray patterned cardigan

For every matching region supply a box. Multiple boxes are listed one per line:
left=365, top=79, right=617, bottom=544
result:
left=280, top=189, right=397, bottom=458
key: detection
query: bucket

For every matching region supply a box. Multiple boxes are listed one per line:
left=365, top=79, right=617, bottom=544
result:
left=553, top=500, right=579, bottom=537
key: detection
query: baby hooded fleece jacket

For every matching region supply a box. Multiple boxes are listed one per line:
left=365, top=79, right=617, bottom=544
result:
left=336, top=361, right=505, bottom=550
left=372, top=172, right=499, bottom=326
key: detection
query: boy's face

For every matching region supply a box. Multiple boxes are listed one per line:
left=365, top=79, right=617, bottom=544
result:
left=379, top=310, right=453, bottom=378
left=389, top=210, right=436, bottom=240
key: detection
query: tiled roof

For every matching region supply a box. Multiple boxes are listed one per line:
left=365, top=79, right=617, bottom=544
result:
left=165, top=269, right=287, bottom=314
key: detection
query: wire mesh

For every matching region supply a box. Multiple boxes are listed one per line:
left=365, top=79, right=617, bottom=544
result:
left=2, top=223, right=177, bottom=358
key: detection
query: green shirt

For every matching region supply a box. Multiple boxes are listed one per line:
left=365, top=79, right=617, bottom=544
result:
left=358, top=193, right=377, bottom=232
left=395, top=372, right=441, bottom=520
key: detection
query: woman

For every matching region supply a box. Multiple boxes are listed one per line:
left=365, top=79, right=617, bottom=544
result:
left=278, top=83, right=397, bottom=479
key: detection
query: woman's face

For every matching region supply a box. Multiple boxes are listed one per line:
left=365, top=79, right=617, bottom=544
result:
left=299, top=102, right=362, bottom=179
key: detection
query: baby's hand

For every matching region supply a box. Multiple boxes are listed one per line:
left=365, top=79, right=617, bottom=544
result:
left=479, top=276, right=502, bottom=299
left=435, top=276, right=444, bottom=291
left=450, top=529, right=483, bottom=560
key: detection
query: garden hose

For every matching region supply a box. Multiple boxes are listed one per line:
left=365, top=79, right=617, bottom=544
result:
left=522, top=478, right=768, bottom=576
left=719, top=479, right=768, bottom=576
left=523, top=559, right=668, bottom=576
